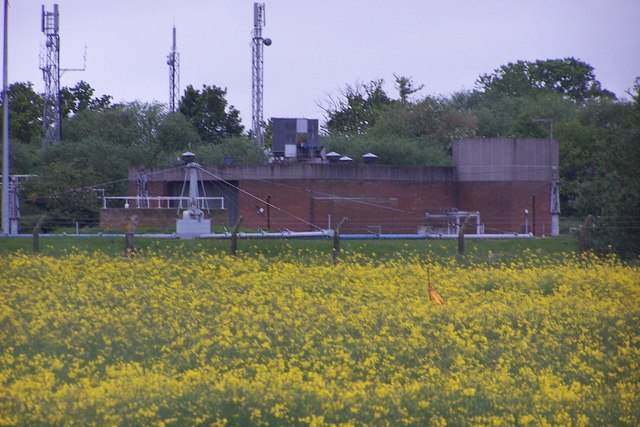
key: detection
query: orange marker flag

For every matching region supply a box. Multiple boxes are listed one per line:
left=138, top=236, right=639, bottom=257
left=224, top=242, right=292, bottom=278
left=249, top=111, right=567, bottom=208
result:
left=427, top=267, right=446, bottom=305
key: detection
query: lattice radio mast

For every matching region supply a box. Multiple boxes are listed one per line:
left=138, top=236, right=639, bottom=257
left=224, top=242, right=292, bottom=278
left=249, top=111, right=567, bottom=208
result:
left=251, top=2, right=271, bottom=147
left=40, top=4, right=61, bottom=147
left=167, top=25, right=180, bottom=113
left=40, top=3, right=85, bottom=147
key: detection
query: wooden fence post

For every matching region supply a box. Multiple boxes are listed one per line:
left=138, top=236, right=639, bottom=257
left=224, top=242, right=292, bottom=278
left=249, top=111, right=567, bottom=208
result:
left=32, top=214, right=46, bottom=254
left=457, top=215, right=472, bottom=257
left=333, top=217, right=348, bottom=265
left=230, top=215, right=244, bottom=257
left=578, top=215, right=593, bottom=255
left=124, top=215, right=139, bottom=256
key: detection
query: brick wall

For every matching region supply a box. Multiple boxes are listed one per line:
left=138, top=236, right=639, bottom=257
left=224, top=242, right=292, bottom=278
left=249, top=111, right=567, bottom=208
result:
left=456, top=181, right=551, bottom=235
left=236, top=179, right=551, bottom=234
left=120, top=140, right=557, bottom=236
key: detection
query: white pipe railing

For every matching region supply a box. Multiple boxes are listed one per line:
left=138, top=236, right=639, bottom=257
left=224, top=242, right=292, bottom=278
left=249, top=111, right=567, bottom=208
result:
left=102, top=196, right=225, bottom=210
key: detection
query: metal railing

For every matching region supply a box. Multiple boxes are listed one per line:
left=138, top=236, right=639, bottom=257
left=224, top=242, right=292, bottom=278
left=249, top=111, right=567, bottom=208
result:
left=102, top=196, right=225, bottom=210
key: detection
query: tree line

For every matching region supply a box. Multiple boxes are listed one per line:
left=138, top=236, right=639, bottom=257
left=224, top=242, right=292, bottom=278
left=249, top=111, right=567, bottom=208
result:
left=320, top=58, right=639, bottom=258
left=2, top=81, right=265, bottom=231
left=2, top=57, right=639, bottom=257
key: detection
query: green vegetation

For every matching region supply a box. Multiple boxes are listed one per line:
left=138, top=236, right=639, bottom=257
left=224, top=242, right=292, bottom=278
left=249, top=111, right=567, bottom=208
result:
left=0, top=234, right=577, bottom=261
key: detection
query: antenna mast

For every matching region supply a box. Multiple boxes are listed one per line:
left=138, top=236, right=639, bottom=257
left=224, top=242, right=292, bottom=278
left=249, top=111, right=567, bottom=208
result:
left=252, top=2, right=271, bottom=147
left=40, top=3, right=61, bottom=147
left=40, top=3, right=86, bottom=147
left=167, top=25, right=180, bottom=113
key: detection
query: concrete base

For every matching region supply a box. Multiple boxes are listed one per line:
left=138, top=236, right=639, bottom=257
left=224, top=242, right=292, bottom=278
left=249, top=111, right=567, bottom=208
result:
left=176, top=218, right=211, bottom=236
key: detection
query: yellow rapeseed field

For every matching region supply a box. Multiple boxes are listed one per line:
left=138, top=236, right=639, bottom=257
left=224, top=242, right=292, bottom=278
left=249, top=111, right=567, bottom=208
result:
left=0, top=250, right=638, bottom=426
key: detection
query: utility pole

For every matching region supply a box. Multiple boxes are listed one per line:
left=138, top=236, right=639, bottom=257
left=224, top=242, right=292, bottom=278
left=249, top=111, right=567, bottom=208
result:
left=2, top=0, right=9, bottom=234
left=251, top=2, right=271, bottom=147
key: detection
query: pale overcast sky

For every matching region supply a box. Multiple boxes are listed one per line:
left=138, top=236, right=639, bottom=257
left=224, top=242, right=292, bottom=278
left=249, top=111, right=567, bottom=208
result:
left=6, top=0, right=640, bottom=128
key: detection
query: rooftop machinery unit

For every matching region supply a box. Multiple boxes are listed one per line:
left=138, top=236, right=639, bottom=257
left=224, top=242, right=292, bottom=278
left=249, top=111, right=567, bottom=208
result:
left=271, top=118, right=320, bottom=160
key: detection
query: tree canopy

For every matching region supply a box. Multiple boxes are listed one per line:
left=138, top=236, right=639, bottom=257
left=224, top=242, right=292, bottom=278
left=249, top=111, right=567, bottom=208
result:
left=60, top=80, right=112, bottom=118
left=3, top=82, right=43, bottom=144
left=321, top=77, right=476, bottom=150
left=476, top=57, right=616, bottom=102
left=321, top=79, right=393, bottom=136
left=179, top=84, right=244, bottom=144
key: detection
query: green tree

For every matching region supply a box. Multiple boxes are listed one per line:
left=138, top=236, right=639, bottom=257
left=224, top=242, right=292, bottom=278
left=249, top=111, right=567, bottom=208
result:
left=321, top=79, right=393, bottom=136
left=39, top=137, right=142, bottom=186
left=323, top=134, right=450, bottom=166
left=1, top=82, right=43, bottom=144
left=472, top=92, right=577, bottom=138
left=192, top=136, right=268, bottom=167
left=60, top=80, right=112, bottom=118
left=369, top=96, right=477, bottom=149
left=62, top=101, right=165, bottom=150
left=571, top=94, right=640, bottom=258
left=9, top=141, right=39, bottom=174
left=156, top=112, right=200, bottom=152
left=179, top=84, right=244, bottom=144
left=393, top=74, right=424, bottom=103
left=477, top=58, right=615, bottom=102
left=21, top=162, right=103, bottom=231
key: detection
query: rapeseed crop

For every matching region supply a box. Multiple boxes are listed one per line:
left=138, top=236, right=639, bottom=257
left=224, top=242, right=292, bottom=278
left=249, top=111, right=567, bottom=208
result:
left=0, top=251, right=638, bottom=426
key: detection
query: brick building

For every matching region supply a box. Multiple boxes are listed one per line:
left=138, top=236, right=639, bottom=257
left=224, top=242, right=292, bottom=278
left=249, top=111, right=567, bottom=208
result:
left=101, top=138, right=559, bottom=236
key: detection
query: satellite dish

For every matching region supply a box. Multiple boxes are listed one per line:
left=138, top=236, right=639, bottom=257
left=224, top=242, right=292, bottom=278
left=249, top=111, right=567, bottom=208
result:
left=263, top=38, right=272, bottom=46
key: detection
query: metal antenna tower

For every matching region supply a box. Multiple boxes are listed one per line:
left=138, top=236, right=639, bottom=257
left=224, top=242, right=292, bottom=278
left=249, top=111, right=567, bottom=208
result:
left=39, top=3, right=86, bottom=147
left=40, top=4, right=61, bottom=147
left=251, top=2, right=271, bottom=147
left=167, top=25, right=180, bottom=113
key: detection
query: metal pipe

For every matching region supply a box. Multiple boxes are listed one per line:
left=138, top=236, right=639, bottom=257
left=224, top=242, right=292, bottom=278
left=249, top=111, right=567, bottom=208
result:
left=0, top=232, right=535, bottom=240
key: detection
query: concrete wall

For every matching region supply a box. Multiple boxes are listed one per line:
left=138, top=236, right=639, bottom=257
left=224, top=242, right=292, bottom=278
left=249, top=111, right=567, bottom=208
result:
left=129, top=163, right=455, bottom=184
left=453, top=138, right=559, bottom=181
